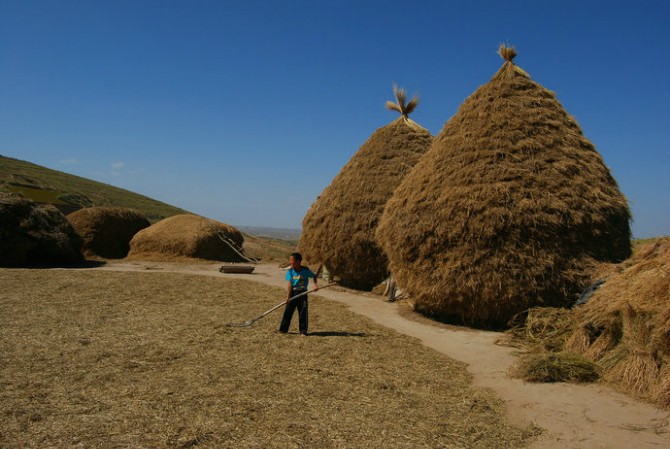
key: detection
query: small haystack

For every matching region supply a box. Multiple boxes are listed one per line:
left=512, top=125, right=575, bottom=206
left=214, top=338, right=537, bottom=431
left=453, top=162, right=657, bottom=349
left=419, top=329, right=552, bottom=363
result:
left=299, top=85, right=433, bottom=290
left=0, top=192, right=83, bottom=266
left=564, top=237, right=670, bottom=407
left=67, top=207, right=150, bottom=259
left=376, top=45, right=632, bottom=327
left=127, top=214, right=246, bottom=262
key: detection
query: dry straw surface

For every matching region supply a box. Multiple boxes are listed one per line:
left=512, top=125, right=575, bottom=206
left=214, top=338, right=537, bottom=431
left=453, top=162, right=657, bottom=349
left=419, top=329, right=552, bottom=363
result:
left=128, top=214, right=245, bottom=262
left=0, top=269, right=539, bottom=448
left=376, top=46, right=631, bottom=328
left=0, top=192, right=82, bottom=267
left=67, top=207, right=150, bottom=259
left=300, top=87, right=433, bottom=290
left=511, top=351, right=600, bottom=383
left=565, top=237, right=670, bottom=407
left=508, top=238, right=670, bottom=408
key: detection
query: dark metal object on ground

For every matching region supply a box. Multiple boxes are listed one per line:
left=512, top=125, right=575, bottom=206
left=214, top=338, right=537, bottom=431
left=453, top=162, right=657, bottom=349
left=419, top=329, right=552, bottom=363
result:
left=574, top=279, right=605, bottom=306
left=219, top=265, right=255, bottom=274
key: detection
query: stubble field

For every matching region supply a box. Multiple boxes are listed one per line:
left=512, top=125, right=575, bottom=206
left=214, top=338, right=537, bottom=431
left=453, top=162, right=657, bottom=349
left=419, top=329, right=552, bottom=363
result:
left=0, top=269, right=538, bottom=448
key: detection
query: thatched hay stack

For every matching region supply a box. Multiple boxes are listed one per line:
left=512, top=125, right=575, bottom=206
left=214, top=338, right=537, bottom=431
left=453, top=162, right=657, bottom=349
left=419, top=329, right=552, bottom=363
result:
left=299, top=86, right=433, bottom=290
left=127, top=214, right=245, bottom=262
left=0, top=192, right=83, bottom=266
left=67, top=207, right=150, bottom=259
left=564, top=237, right=670, bottom=407
left=376, top=45, right=632, bottom=327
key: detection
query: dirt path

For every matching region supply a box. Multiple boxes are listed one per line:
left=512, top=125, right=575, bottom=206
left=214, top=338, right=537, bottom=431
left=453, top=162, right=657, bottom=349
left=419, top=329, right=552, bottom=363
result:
left=95, top=261, right=670, bottom=449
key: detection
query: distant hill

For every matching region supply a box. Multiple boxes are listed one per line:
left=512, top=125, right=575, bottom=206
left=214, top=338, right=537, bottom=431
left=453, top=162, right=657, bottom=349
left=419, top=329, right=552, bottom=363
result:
left=0, top=155, right=297, bottom=262
left=237, top=226, right=301, bottom=243
left=0, top=155, right=189, bottom=223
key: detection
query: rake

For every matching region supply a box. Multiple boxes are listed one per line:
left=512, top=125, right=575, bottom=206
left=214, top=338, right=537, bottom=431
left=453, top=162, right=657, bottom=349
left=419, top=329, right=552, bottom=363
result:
left=226, top=282, right=337, bottom=327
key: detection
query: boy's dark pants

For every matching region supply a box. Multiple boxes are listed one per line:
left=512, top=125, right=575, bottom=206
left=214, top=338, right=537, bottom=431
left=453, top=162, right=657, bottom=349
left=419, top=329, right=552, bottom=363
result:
left=279, top=292, right=308, bottom=334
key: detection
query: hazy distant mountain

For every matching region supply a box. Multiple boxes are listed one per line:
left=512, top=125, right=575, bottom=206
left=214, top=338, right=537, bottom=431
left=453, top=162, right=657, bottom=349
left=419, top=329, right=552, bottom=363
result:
left=236, top=226, right=301, bottom=242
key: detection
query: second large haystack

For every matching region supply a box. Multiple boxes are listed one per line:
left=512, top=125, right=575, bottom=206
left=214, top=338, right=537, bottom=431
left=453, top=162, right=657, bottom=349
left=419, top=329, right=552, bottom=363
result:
left=299, top=86, right=433, bottom=289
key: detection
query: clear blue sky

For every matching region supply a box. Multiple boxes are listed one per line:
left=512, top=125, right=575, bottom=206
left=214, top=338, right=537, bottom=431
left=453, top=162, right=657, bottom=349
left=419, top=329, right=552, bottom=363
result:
left=1, top=0, right=668, bottom=238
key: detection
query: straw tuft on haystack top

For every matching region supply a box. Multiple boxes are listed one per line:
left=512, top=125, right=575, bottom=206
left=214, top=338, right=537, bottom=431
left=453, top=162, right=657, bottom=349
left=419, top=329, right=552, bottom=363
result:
left=299, top=86, right=433, bottom=290
left=0, top=192, right=83, bottom=266
left=67, top=207, right=150, bottom=259
left=564, top=237, right=670, bottom=407
left=498, top=44, right=517, bottom=62
left=376, top=45, right=632, bottom=327
left=127, top=214, right=246, bottom=262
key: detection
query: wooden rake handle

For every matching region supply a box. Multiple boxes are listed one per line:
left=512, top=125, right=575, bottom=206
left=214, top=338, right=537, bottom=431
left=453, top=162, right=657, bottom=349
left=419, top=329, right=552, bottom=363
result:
left=226, top=282, right=337, bottom=327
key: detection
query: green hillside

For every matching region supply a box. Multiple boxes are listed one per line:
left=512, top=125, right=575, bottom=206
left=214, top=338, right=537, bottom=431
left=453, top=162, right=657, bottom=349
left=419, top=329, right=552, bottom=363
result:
left=0, top=155, right=297, bottom=262
left=0, top=155, right=189, bottom=222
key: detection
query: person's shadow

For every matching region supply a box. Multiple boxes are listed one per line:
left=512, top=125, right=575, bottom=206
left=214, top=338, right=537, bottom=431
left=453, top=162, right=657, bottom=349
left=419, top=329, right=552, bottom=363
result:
left=307, top=331, right=367, bottom=337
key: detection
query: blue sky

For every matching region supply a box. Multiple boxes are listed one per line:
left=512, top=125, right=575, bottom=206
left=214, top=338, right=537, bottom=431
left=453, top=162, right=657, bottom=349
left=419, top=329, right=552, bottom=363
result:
left=1, top=0, right=668, bottom=238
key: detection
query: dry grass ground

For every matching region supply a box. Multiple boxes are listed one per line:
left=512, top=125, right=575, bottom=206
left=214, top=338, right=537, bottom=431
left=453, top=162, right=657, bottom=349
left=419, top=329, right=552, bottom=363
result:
left=0, top=269, right=538, bottom=449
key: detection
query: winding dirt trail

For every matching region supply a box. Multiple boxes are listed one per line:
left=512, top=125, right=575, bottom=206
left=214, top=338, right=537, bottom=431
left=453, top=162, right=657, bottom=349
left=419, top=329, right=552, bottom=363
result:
left=96, top=261, right=670, bottom=449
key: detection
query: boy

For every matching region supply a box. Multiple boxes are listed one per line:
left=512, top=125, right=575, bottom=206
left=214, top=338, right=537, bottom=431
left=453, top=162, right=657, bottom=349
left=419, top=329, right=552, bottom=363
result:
left=279, top=252, right=318, bottom=336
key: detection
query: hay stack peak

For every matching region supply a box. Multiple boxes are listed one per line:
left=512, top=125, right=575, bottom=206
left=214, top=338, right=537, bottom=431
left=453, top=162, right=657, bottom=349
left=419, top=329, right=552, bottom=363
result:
left=494, top=44, right=530, bottom=80
left=376, top=46, right=632, bottom=327
left=299, top=86, right=433, bottom=290
left=498, top=43, right=517, bottom=62
left=385, top=84, right=427, bottom=132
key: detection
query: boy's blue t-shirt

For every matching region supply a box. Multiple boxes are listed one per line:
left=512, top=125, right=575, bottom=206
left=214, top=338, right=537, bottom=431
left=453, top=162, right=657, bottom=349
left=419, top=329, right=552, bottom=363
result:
left=285, top=267, right=315, bottom=290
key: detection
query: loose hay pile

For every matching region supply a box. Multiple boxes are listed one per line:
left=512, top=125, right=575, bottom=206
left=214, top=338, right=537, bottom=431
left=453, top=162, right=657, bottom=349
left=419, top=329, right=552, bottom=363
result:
left=509, top=237, right=670, bottom=408
left=565, top=237, right=670, bottom=407
left=0, top=192, right=82, bottom=266
left=127, top=214, right=246, bottom=262
left=376, top=45, right=631, bottom=328
left=0, top=269, right=540, bottom=448
left=299, top=86, right=433, bottom=290
left=512, top=351, right=600, bottom=383
left=67, top=207, right=150, bottom=259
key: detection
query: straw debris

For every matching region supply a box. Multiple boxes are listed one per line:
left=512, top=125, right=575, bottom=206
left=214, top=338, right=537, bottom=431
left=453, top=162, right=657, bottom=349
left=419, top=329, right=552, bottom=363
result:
left=566, top=237, right=670, bottom=406
left=507, top=238, right=670, bottom=407
left=0, top=268, right=540, bottom=448
left=513, top=351, right=601, bottom=383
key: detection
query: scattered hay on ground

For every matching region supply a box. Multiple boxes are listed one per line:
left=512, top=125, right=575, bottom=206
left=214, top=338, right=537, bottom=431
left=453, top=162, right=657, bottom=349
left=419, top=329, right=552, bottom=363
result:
left=512, top=351, right=600, bottom=383
left=0, top=192, right=82, bottom=267
left=0, top=268, right=540, bottom=449
left=506, top=237, right=670, bottom=408
left=565, top=237, right=670, bottom=407
left=505, top=307, right=576, bottom=351
left=67, top=206, right=150, bottom=259
left=127, top=214, right=246, bottom=262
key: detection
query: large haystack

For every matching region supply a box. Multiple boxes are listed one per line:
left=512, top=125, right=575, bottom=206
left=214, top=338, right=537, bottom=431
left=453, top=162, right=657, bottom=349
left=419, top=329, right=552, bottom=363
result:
left=127, top=214, right=245, bottom=262
left=67, top=207, right=150, bottom=259
left=565, top=237, right=670, bottom=407
left=299, top=86, right=433, bottom=290
left=376, top=46, right=632, bottom=327
left=0, top=192, right=83, bottom=266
